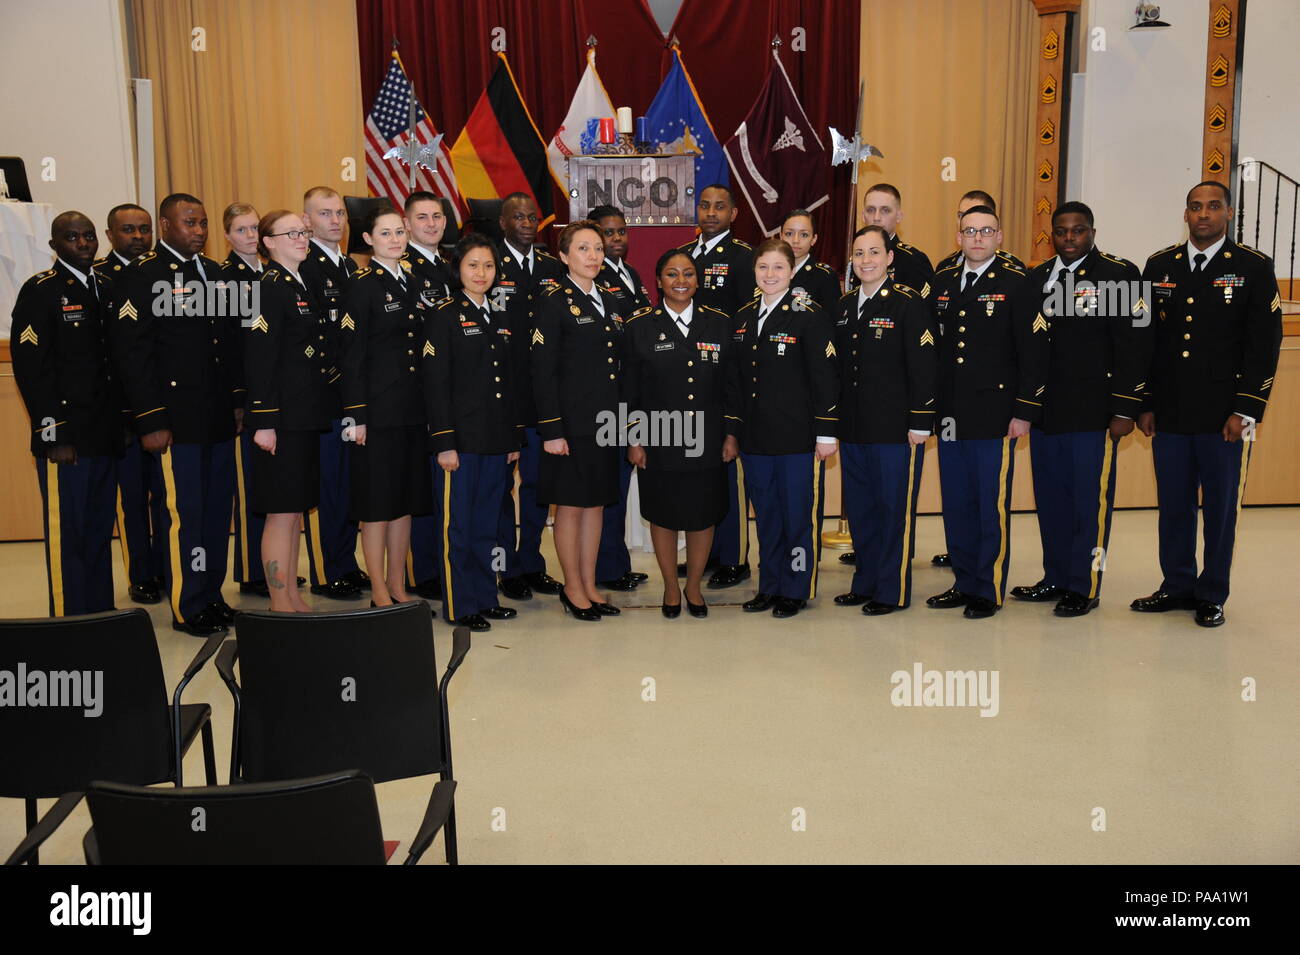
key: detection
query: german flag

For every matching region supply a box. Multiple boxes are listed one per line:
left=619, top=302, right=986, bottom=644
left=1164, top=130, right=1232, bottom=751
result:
left=451, top=53, right=561, bottom=223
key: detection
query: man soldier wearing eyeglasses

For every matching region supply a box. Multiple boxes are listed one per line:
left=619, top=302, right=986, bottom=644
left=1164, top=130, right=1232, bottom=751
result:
left=1010, top=201, right=1151, bottom=617
left=298, top=185, right=368, bottom=600
left=112, top=193, right=241, bottom=635
left=924, top=205, right=1047, bottom=619
left=1129, top=181, right=1283, bottom=628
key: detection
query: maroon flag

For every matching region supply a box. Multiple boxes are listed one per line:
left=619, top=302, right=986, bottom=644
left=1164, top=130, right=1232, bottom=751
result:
left=723, top=50, right=829, bottom=236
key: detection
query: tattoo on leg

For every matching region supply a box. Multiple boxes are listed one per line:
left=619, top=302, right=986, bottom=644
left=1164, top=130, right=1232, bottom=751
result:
left=266, top=560, right=286, bottom=589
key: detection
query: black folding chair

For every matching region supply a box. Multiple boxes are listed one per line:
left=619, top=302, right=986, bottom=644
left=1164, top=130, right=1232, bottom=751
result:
left=465, top=197, right=505, bottom=242
left=5, top=770, right=453, bottom=865
left=0, top=609, right=220, bottom=864
left=216, top=603, right=470, bottom=864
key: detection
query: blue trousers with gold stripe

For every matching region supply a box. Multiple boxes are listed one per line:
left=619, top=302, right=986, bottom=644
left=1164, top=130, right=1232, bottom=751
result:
left=36, top=456, right=116, bottom=617
left=438, top=453, right=511, bottom=622
left=842, top=442, right=925, bottom=607
left=1153, top=432, right=1252, bottom=605
left=114, top=437, right=164, bottom=587
left=156, top=440, right=235, bottom=623
left=939, top=437, right=1016, bottom=604
left=498, top=426, right=550, bottom=580
left=304, top=419, right=360, bottom=585
left=1030, top=428, right=1118, bottom=599
left=232, top=428, right=265, bottom=584
left=595, top=456, right=633, bottom=581
left=743, top=452, right=824, bottom=600
left=708, top=458, right=750, bottom=567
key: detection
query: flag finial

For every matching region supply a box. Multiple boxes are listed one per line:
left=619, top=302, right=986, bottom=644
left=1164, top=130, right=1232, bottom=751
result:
left=771, top=33, right=782, bottom=49
left=587, top=34, right=597, bottom=48
left=391, top=35, right=399, bottom=51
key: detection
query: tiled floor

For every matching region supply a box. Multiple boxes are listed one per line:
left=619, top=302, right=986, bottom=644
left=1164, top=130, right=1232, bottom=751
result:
left=3, top=508, right=1298, bottom=864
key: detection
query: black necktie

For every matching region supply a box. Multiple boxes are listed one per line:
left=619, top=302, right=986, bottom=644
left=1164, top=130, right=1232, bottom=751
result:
left=181, top=256, right=203, bottom=286
left=1051, top=267, right=1066, bottom=288
left=590, top=292, right=604, bottom=316
left=88, top=275, right=99, bottom=303
left=1193, top=252, right=1206, bottom=273
left=858, top=297, right=871, bottom=320
left=480, top=305, right=491, bottom=326
left=963, top=270, right=977, bottom=292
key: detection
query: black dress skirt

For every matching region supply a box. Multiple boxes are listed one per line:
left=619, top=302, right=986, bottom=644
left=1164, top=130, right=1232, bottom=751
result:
left=249, top=429, right=320, bottom=514
left=349, top=423, right=432, bottom=521
left=537, top=435, right=619, bottom=507
left=638, top=465, right=728, bottom=531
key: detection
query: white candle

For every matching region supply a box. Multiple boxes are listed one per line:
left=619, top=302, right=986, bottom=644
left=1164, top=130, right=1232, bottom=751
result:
left=616, top=107, right=633, bottom=133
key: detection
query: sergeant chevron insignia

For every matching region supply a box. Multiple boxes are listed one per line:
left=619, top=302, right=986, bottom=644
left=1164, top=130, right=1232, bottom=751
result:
left=340, top=313, right=355, bottom=330
left=18, top=325, right=38, bottom=346
left=825, top=342, right=836, bottom=358
left=422, top=341, right=435, bottom=357
left=919, top=329, right=935, bottom=346
left=920, top=282, right=930, bottom=298
left=119, top=300, right=138, bottom=320
left=531, top=328, right=545, bottom=345
left=1271, top=292, right=1281, bottom=311
left=250, top=315, right=269, bottom=333
left=1032, top=314, right=1048, bottom=333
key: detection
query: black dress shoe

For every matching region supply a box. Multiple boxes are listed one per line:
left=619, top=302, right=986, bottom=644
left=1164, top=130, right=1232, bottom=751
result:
left=707, top=563, right=751, bottom=589
left=686, top=599, right=708, bottom=618
left=482, top=605, right=517, bottom=620
left=311, top=579, right=361, bottom=599
left=412, top=578, right=443, bottom=600
left=662, top=602, right=681, bottom=619
left=772, top=597, right=805, bottom=618
left=209, top=600, right=236, bottom=625
left=238, top=580, right=269, bottom=597
left=1054, top=591, right=1099, bottom=617
left=931, top=553, right=951, bottom=567
left=1130, top=591, right=1197, bottom=613
left=862, top=600, right=897, bottom=615
left=597, top=574, right=638, bottom=591
left=498, top=576, right=533, bottom=601
left=559, top=589, right=601, bottom=621
left=525, top=572, right=562, bottom=595
left=172, top=608, right=228, bottom=637
left=838, top=551, right=856, bottom=565
left=129, top=581, right=162, bottom=604
left=297, top=576, right=306, bottom=586
left=834, top=592, right=869, bottom=606
left=593, top=602, right=621, bottom=616
left=1195, top=601, right=1226, bottom=627
left=627, top=571, right=649, bottom=584
left=926, top=588, right=969, bottom=609
left=743, top=592, right=776, bottom=612
left=1011, top=580, right=1062, bottom=602
left=963, top=596, right=999, bottom=618
left=453, top=614, right=491, bottom=632
left=341, top=569, right=370, bottom=591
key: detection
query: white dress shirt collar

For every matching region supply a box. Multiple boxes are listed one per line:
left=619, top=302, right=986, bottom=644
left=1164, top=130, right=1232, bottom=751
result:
left=1186, top=234, right=1227, bottom=268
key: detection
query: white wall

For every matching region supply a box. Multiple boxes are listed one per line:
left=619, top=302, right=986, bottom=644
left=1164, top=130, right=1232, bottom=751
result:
left=1237, top=0, right=1300, bottom=276
left=0, top=0, right=136, bottom=239
left=1071, top=0, right=1208, bottom=265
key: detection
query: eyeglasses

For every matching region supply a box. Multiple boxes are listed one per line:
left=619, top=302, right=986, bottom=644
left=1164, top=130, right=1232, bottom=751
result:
left=268, top=230, right=314, bottom=240
left=959, top=226, right=998, bottom=238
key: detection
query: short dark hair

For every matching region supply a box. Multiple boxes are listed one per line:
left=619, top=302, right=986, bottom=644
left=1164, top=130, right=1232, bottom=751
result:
left=1187, top=180, right=1231, bottom=206
left=106, top=203, right=148, bottom=228
left=852, top=224, right=890, bottom=244
left=159, top=193, right=203, bottom=220
left=361, top=202, right=403, bottom=241
left=588, top=204, right=623, bottom=222
left=558, top=219, right=601, bottom=254
left=864, top=183, right=902, bottom=202
left=959, top=205, right=999, bottom=225
left=51, top=210, right=93, bottom=237
left=450, top=233, right=501, bottom=289
left=781, top=208, right=816, bottom=230
left=960, top=190, right=997, bottom=212
left=502, top=191, right=533, bottom=205
left=698, top=183, right=734, bottom=204
left=655, top=247, right=696, bottom=277
left=1052, top=201, right=1094, bottom=227
left=404, top=190, right=444, bottom=213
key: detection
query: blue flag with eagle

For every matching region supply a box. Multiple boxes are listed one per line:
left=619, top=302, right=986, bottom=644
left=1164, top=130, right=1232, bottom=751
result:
left=644, top=45, right=727, bottom=188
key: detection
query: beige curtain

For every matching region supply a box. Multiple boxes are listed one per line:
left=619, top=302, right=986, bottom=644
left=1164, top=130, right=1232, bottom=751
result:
left=856, top=0, right=1038, bottom=266
left=130, top=0, right=366, bottom=260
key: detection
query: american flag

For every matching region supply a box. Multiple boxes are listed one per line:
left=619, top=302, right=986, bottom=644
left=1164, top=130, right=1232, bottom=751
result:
left=365, top=53, right=463, bottom=222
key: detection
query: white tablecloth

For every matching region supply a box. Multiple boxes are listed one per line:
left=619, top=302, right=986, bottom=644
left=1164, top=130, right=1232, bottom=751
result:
left=0, top=202, right=55, bottom=339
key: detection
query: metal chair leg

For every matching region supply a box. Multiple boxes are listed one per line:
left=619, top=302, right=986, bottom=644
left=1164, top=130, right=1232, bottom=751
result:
left=24, top=798, right=38, bottom=866
left=201, top=721, right=218, bottom=785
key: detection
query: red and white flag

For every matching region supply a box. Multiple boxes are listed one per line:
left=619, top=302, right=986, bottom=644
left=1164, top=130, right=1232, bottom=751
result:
left=723, top=50, right=828, bottom=236
left=365, top=51, right=464, bottom=223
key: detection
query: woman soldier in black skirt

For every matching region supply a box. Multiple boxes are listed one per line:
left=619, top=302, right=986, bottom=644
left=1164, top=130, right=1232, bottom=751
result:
left=244, top=211, right=331, bottom=612
left=531, top=220, right=626, bottom=622
left=339, top=205, right=433, bottom=607
left=623, top=249, right=737, bottom=617
left=422, top=234, right=522, bottom=632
